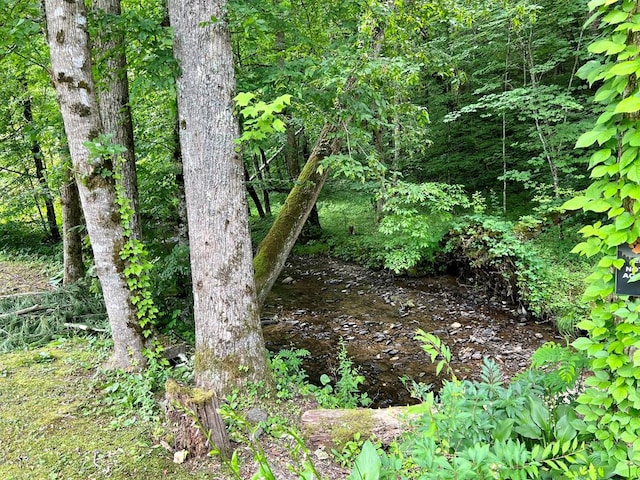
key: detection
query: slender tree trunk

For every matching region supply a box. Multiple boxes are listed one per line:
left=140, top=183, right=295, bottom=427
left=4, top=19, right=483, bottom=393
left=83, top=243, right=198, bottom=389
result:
left=44, top=0, right=145, bottom=369
left=61, top=164, right=85, bottom=284
left=245, top=165, right=265, bottom=218
left=93, top=3, right=139, bottom=233
left=22, top=83, right=61, bottom=242
left=253, top=152, right=272, bottom=215
left=93, top=0, right=141, bottom=240
left=169, top=0, right=271, bottom=398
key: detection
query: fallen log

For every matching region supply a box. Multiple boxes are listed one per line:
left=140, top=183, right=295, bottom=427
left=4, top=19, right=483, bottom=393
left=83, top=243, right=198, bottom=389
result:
left=63, top=322, right=109, bottom=333
left=301, top=404, right=428, bottom=449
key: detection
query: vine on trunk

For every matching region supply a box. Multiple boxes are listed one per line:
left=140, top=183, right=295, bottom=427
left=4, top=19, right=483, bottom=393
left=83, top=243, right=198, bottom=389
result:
left=85, top=134, right=163, bottom=359
left=563, top=0, right=640, bottom=476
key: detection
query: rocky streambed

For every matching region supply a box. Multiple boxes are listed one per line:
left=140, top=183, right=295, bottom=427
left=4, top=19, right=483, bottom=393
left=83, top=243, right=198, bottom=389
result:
left=262, top=255, right=562, bottom=407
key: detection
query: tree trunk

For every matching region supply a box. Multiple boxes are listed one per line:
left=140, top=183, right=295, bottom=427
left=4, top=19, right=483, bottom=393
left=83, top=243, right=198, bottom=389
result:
left=44, top=0, right=145, bottom=369
left=254, top=122, right=341, bottom=307
left=169, top=0, right=271, bottom=397
left=245, top=165, right=265, bottom=218
left=94, top=0, right=141, bottom=240
left=61, top=165, right=85, bottom=285
left=22, top=83, right=61, bottom=242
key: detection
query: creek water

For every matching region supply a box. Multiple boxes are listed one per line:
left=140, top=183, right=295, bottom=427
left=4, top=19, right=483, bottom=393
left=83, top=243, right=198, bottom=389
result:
left=262, top=255, right=562, bottom=408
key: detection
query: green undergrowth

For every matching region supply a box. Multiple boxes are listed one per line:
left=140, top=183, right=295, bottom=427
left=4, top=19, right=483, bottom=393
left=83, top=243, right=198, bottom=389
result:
left=0, top=338, right=217, bottom=480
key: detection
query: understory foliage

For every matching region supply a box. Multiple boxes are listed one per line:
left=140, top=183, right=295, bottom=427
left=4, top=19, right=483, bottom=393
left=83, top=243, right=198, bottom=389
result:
left=343, top=335, right=600, bottom=480
left=561, top=0, right=640, bottom=476
left=377, top=181, right=470, bottom=272
left=445, top=214, right=588, bottom=328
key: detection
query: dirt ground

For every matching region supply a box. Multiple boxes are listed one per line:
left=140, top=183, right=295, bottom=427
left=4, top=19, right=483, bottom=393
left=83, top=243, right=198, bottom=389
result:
left=0, top=260, right=54, bottom=296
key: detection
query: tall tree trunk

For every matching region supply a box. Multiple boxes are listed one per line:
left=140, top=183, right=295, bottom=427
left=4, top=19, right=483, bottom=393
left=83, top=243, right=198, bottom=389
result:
left=254, top=122, right=342, bottom=306
left=169, top=0, right=271, bottom=397
left=44, top=0, right=146, bottom=369
left=61, top=164, right=85, bottom=284
left=94, top=0, right=141, bottom=240
left=22, top=83, right=61, bottom=242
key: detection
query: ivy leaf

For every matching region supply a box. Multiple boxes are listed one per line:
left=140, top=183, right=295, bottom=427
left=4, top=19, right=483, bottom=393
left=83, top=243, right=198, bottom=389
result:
left=626, top=162, right=640, bottom=183
left=608, top=60, right=640, bottom=76
left=590, top=148, right=613, bottom=167
left=585, top=199, right=612, bottom=212
left=614, top=96, right=640, bottom=113
left=576, top=130, right=601, bottom=148
left=615, top=213, right=635, bottom=230
left=606, top=230, right=629, bottom=246
left=603, top=9, right=629, bottom=25
left=562, top=196, right=589, bottom=211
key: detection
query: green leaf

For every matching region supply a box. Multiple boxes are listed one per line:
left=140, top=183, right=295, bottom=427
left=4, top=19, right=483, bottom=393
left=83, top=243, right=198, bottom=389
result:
left=585, top=199, right=611, bottom=212
left=609, top=59, right=640, bottom=76
left=606, top=229, right=629, bottom=246
left=234, top=92, right=255, bottom=107
left=616, top=213, right=635, bottom=230
left=615, top=96, right=640, bottom=113
left=348, top=440, right=381, bottom=480
left=573, top=337, right=594, bottom=351
left=590, top=148, right=613, bottom=167
left=576, top=130, right=601, bottom=148
left=628, top=130, right=640, bottom=146
left=562, top=196, right=589, bottom=211
left=626, top=162, right=640, bottom=182
left=603, top=9, right=630, bottom=24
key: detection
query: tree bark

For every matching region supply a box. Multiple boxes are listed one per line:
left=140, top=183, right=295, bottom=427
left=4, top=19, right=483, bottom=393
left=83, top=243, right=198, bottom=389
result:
left=169, top=0, right=271, bottom=396
left=94, top=0, right=141, bottom=240
left=60, top=164, right=84, bottom=284
left=44, top=0, right=145, bottom=369
left=254, top=122, right=342, bottom=307
left=301, top=406, right=419, bottom=449
left=165, top=379, right=231, bottom=458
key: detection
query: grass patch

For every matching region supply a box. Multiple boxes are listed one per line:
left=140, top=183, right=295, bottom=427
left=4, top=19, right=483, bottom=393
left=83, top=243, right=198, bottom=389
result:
left=0, top=338, right=219, bottom=480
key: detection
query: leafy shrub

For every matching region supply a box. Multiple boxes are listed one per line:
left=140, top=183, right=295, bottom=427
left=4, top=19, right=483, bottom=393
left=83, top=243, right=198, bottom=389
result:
left=309, top=341, right=371, bottom=409
left=377, top=181, right=470, bottom=273
left=445, top=214, right=585, bottom=324
left=348, top=336, right=600, bottom=479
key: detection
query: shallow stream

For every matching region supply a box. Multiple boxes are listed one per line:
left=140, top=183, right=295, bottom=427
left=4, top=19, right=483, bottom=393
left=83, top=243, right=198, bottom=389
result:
left=262, top=255, right=562, bottom=408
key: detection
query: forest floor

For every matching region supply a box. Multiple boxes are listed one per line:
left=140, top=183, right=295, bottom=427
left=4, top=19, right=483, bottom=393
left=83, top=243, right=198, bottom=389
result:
left=0, top=260, right=54, bottom=296
left=0, top=260, right=349, bottom=479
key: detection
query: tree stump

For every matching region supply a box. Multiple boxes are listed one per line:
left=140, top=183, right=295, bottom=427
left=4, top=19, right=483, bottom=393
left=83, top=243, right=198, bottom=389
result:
left=164, top=379, right=231, bottom=458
